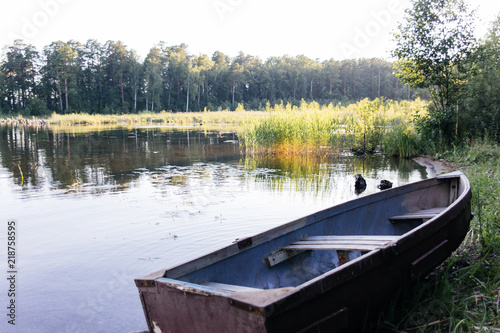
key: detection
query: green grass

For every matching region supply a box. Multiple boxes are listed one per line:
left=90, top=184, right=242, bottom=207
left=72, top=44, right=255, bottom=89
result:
left=239, top=107, right=343, bottom=154
left=382, top=121, right=421, bottom=158
left=375, top=254, right=500, bottom=332
left=370, top=140, right=500, bottom=332
left=446, top=139, right=500, bottom=250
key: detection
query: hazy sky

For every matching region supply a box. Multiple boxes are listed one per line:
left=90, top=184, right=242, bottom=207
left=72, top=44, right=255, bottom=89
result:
left=1, top=0, right=500, bottom=61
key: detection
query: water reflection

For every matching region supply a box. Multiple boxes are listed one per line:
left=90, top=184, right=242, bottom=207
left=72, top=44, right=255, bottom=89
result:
left=1, top=125, right=427, bottom=198
left=0, top=126, right=241, bottom=195
left=245, top=153, right=427, bottom=193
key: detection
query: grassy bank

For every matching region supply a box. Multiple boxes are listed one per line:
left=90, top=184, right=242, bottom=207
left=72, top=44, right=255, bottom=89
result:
left=373, top=140, right=500, bottom=332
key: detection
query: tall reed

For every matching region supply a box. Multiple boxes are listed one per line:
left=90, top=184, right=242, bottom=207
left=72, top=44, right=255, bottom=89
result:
left=382, top=121, right=420, bottom=158
left=240, top=98, right=427, bottom=155
left=240, top=108, right=342, bottom=153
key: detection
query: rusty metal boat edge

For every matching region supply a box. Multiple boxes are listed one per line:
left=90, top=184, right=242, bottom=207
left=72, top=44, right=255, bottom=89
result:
left=135, top=171, right=472, bottom=332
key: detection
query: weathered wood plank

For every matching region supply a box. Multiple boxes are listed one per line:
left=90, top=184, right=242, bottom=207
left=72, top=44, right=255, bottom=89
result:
left=279, top=235, right=399, bottom=253
left=293, top=240, right=390, bottom=246
left=265, top=249, right=304, bottom=267
left=305, top=235, right=400, bottom=242
left=389, top=207, right=446, bottom=222
left=282, top=244, right=381, bottom=251
left=201, top=282, right=261, bottom=292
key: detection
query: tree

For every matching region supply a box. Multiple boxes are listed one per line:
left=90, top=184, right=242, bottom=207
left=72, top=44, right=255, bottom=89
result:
left=228, top=53, right=245, bottom=108
left=462, top=14, right=500, bottom=140
left=129, top=49, right=142, bottom=113
left=144, top=46, right=164, bottom=112
left=164, top=45, right=190, bottom=110
left=1, top=39, right=420, bottom=114
left=1, top=40, right=39, bottom=111
left=323, top=59, right=341, bottom=99
left=392, top=0, right=478, bottom=140
left=262, top=57, right=282, bottom=103
left=294, top=55, right=321, bottom=100
left=0, top=67, right=6, bottom=113
left=104, top=41, right=129, bottom=111
left=41, top=41, right=80, bottom=112
left=283, top=56, right=300, bottom=101
left=79, top=40, right=104, bottom=113
left=192, top=54, right=214, bottom=108
left=209, top=51, right=230, bottom=107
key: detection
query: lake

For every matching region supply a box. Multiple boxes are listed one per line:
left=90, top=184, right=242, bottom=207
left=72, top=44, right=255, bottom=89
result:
left=0, top=125, right=429, bottom=332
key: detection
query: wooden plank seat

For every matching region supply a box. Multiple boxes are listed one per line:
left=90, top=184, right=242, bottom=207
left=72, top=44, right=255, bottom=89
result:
left=265, top=235, right=400, bottom=267
left=201, top=282, right=261, bottom=292
left=389, top=207, right=446, bottom=223
left=281, top=235, right=400, bottom=252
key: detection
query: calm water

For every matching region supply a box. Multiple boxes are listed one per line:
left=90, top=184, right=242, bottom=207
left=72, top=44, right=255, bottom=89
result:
left=0, top=125, right=429, bottom=332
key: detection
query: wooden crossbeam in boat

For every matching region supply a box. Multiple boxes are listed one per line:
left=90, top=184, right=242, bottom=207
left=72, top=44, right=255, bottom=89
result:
left=265, top=235, right=400, bottom=267
left=281, top=235, right=399, bottom=252
left=389, top=207, right=446, bottom=223
left=201, top=282, right=261, bottom=293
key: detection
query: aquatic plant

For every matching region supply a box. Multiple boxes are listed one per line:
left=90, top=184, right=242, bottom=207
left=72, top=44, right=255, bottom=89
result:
left=240, top=98, right=427, bottom=155
left=382, top=121, right=420, bottom=158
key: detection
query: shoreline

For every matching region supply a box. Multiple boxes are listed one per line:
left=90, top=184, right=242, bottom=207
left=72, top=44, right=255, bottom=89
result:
left=0, top=118, right=463, bottom=177
left=412, top=155, right=458, bottom=178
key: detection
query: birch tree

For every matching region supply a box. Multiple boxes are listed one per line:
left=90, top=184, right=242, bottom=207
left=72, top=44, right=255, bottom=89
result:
left=392, top=0, right=478, bottom=139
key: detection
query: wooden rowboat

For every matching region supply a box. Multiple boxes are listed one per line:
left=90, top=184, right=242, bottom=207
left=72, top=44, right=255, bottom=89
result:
left=135, top=171, right=472, bottom=332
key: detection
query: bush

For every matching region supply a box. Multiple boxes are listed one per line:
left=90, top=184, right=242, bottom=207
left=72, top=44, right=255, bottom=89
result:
left=413, top=105, right=456, bottom=147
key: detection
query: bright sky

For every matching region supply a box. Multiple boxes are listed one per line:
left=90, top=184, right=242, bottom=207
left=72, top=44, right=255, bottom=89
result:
left=1, top=0, right=500, bottom=61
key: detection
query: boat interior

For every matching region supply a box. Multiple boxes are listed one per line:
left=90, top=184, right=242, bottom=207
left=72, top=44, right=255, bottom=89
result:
left=161, top=174, right=464, bottom=291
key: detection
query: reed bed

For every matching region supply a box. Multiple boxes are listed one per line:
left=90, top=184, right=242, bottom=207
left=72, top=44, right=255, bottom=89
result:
left=240, top=98, right=428, bottom=157
left=47, top=110, right=267, bottom=127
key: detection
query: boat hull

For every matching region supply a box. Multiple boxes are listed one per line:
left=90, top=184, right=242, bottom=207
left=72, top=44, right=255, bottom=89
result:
left=136, top=172, right=472, bottom=332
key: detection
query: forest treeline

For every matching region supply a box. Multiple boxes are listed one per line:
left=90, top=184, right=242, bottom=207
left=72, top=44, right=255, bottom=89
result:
left=0, top=39, right=415, bottom=115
